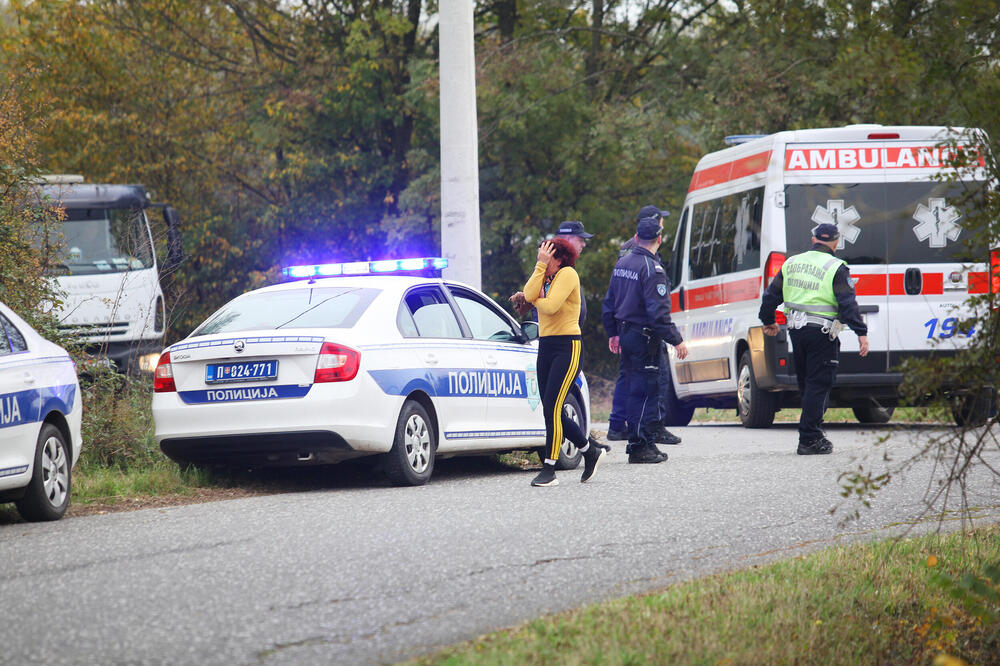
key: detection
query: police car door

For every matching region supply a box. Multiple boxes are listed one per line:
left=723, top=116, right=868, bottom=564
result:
left=0, top=312, right=35, bottom=479
left=446, top=286, right=544, bottom=448
left=399, top=286, right=488, bottom=452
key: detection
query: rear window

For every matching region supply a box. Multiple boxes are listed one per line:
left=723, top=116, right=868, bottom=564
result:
left=191, top=287, right=379, bottom=336
left=785, top=181, right=985, bottom=264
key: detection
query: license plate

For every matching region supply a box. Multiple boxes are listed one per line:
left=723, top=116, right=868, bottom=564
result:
left=205, top=360, right=279, bottom=384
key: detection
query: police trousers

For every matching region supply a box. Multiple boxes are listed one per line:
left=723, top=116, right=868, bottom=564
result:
left=619, top=327, right=661, bottom=443
left=789, top=325, right=840, bottom=442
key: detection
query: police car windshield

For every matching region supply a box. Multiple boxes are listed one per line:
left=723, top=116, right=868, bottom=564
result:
left=191, top=287, right=379, bottom=336
left=785, top=181, right=985, bottom=264
left=41, top=207, right=154, bottom=275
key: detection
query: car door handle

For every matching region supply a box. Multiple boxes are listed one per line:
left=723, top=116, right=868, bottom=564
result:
left=484, top=354, right=498, bottom=366
left=423, top=353, right=439, bottom=365
left=23, top=372, right=36, bottom=385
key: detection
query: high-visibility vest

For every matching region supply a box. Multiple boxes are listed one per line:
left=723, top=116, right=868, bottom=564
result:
left=780, top=250, right=845, bottom=319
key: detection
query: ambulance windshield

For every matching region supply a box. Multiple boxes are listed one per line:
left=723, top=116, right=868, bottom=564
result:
left=784, top=181, right=986, bottom=264
left=191, top=286, right=380, bottom=336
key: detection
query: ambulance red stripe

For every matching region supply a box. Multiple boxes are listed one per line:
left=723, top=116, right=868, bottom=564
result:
left=688, top=151, right=771, bottom=192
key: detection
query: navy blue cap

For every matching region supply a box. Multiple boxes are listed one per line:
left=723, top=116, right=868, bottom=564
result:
left=636, top=204, right=669, bottom=222
left=812, top=223, right=840, bottom=241
left=556, top=220, right=594, bottom=239
left=636, top=216, right=663, bottom=240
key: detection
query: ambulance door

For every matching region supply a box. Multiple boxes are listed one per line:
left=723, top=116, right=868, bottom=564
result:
left=446, top=286, right=544, bottom=449
left=400, top=286, right=488, bottom=451
left=781, top=177, right=889, bottom=373
left=884, top=179, right=983, bottom=365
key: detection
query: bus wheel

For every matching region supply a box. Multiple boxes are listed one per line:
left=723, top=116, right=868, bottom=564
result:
left=661, top=370, right=694, bottom=427
left=852, top=403, right=894, bottom=424
left=737, top=352, right=777, bottom=429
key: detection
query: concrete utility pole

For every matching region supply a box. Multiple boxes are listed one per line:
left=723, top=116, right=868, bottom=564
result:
left=438, top=0, right=482, bottom=288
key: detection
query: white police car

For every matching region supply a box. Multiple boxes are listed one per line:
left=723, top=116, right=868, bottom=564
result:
left=152, top=258, right=590, bottom=485
left=0, top=301, right=83, bottom=521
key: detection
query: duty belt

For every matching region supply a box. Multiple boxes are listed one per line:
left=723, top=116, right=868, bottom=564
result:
left=785, top=308, right=845, bottom=340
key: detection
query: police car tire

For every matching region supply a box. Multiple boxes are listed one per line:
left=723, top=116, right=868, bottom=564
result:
left=852, top=404, right=894, bottom=424
left=536, top=393, right=584, bottom=470
left=737, top=352, right=777, bottom=429
left=385, top=400, right=436, bottom=486
left=15, top=424, right=71, bottom=522
left=661, top=372, right=695, bottom=427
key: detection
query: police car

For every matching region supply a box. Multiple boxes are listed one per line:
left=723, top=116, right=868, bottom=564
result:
left=0, top=301, right=83, bottom=521
left=152, top=258, right=590, bottom=485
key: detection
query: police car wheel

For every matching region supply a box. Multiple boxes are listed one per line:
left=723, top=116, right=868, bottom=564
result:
left=737, top=352, right=777, bottom=429
left=536, top=393, right=584, bottom=470
left=852, top=404, right=894, bottom=424
left=385, top=400, right=436, bottom=486
left=15, top=424, right=72, bottom=522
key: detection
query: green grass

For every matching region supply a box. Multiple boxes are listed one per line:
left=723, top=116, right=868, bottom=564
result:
left=412, top=524, right=1000, bottom=665
left=71, top=460, right=214, bottom=505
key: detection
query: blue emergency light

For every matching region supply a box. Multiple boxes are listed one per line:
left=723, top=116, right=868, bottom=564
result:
left=281, top=257, right=449, bottom=280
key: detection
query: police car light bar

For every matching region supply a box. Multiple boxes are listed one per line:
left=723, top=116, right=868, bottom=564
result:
left=282, top=257, right=449, bottom=280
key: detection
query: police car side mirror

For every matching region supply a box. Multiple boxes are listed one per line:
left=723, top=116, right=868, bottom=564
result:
left=520, top=321, right=539, bottom=342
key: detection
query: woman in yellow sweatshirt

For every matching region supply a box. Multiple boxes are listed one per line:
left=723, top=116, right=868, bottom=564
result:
left=522, top=237, right=606, bottom=487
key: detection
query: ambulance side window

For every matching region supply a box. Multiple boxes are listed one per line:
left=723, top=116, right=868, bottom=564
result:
left=689, top=187, right=764, bottom=279
left=403, top=287, right=463, bottom=339
left=0, top=314, right=26, bottom=353
left=670, top=208, right=688, bottom=287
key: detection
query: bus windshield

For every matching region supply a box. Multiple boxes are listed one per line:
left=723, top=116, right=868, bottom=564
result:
left=46, top=207, right=155, bottom=275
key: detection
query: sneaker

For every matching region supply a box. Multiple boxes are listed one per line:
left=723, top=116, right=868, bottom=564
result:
left=796, top=437, right=833, bottom=455
left=628, top=444, right=668, bottom=464
left=531, top=465, right=559, bottom=486
left=651, top=427, right=681, bottom=445
left=581, top=439, right=607, bottom=483
left=606, top=428, right=628, bottom=441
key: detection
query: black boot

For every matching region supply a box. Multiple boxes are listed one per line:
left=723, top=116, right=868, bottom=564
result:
left=796, top=436, right=833, bottom=455
left=628, top=442, right=668, bottom=464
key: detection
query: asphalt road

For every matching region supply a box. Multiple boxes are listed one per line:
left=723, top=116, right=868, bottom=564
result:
left=2, top=421, right=999, bottom=665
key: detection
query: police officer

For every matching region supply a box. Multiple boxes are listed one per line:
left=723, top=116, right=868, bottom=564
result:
left=602, top=206, right=689, bottom=464
left=759, top=223, right=870, bottom=455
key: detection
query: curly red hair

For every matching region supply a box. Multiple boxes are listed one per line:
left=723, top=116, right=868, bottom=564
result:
left=546, top=236, right=578, bottom=268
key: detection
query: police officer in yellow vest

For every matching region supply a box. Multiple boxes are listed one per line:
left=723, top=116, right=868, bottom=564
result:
left=759, top=223, right=869, bottom=455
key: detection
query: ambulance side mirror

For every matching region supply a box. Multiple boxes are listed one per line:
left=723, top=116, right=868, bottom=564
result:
left=520, top=321, right=539, bottom=342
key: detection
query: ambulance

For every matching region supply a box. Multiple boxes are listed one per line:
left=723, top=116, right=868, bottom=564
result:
left=663, top=125, right=995, bottom=428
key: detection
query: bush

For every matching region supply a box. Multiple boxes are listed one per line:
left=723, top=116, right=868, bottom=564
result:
left=78, top=363, right=161, bottom=469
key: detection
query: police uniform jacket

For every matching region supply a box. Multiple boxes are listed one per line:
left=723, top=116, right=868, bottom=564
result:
left=758, top=243, right=868, bottom=336
left=601, top=246, right=683, bottom=345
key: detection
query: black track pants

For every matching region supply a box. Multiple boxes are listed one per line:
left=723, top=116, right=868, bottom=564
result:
left=537, top=335, right=587, bottom=463
left=789, top=326, right=840, bottom=442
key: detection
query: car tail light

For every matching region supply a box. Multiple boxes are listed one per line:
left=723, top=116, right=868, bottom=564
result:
left=153, top=352, right=176, bottom=392
left=990, top=249, right=1000, bottom=294
left=314, top=343, right=360, bottom=383
left=764, top=251, right=785, bottom=285
left=867, top=132, right=900, bottom=140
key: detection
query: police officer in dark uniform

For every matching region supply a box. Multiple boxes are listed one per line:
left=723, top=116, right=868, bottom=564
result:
left=759, top=223, right=870, bottom=454
left=602, top=206, right=689, bottom=464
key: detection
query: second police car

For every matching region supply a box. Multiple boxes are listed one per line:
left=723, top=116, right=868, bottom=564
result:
left=152, top=258, right=590, bottom=485
left=0, top=300, right=83, bottom=522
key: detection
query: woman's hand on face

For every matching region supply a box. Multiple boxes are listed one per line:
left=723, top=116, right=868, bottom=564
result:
left=537, top=240, right=556, bottom=265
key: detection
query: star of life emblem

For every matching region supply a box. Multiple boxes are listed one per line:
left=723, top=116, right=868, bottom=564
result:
left=912, top=197, right=962, bottom=248
left=811, top=200, right=861, bottom=250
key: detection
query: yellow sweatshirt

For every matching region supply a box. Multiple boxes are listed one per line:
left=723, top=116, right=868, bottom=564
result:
left=523, top=261, right=581, bottom=337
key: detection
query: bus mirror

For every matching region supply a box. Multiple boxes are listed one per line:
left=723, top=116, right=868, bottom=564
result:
left=162, top=206, right=183, bottom=274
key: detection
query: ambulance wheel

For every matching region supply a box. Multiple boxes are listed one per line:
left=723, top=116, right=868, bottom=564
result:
left=15, top=424, right=72, bottom=522
left=737, top=352, right=777, bottom=429
left=536, top=393, right=584, bottom=470
left=385, top=400, right=435, bottom=486
left=951, top=390, right=995, bottom=428
left=852, top=403, right=894, bottom=424
left=661, top=371, right=695, bottom=427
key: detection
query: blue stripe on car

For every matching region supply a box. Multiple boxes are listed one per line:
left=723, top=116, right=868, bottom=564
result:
left=368, top=368, right=529, bottom=399
left=0, top=384, right=77, bottom=429
left=177, top=384, right=313, bottom=404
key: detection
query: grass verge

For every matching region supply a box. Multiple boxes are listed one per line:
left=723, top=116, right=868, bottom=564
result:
left=413, top=524, right=1000, bottom=665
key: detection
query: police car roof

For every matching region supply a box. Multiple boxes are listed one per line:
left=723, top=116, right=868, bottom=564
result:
left=39, top=183, right=151, bottom=208
left=255, top=274, right=464, bottom=296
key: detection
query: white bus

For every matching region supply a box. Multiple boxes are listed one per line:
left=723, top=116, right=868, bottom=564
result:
left=40, top=177, right=181, bottom=374
left=663, top=125, right=994, bottom=428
